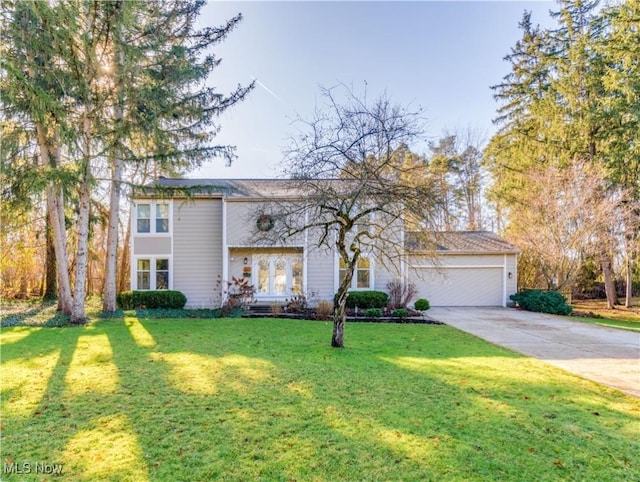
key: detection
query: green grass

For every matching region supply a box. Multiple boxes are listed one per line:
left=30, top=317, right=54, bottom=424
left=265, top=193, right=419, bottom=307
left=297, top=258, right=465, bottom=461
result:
left=2, top=317, right=639, bottom=481
left=570, top=298, right=640, bottom=332
left=567, top=316, right=640, bottom=332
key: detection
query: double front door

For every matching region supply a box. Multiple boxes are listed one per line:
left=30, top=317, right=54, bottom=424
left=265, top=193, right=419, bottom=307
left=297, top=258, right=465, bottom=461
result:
left=254, top=254, right=303, bottom=298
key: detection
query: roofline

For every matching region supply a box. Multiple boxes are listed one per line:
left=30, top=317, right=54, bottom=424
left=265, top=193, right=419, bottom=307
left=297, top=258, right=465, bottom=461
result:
left=410, top=249, right=521, bottom=255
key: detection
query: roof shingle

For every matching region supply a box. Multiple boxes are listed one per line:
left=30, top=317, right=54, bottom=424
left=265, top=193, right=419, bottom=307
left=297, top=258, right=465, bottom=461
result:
left=406, top=231, right=520, bottom=254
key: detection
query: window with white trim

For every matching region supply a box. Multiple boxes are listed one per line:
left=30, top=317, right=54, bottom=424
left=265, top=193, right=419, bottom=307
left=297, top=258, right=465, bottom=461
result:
left=339, top=257, right=372, bottom=289
left=137, top=259, right=151, bottom=289
left=135, top=202, right=170, bottom=234
left=254, top=254, right=303, bottom=297
left=137, top=204, right=151, bottom=233
left=156, top=259, right=169, bottom=289
left=136, top=257, right=170, bottom=290
left=156, top=203, right=169, bottom=233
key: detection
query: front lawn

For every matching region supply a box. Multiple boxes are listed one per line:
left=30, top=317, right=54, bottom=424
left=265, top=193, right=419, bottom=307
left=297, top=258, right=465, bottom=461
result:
left=2, top=318, right=639, bottom=481
left=570, top=298, right=640, bottom=332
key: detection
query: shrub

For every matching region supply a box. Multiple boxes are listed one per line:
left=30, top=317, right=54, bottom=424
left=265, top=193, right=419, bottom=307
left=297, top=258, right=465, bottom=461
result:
left=414, top=298, right=430, bottom=311
left=510, top=289, right=572, bottom=315
left=285, top=294, right=308, bottom=313
left=392, top=308, right=409, bottom=318
left=219, top=276, right=256, bottom=312
left=365, top=308, right=383, bottom=318
left=387, top=279, right=418, bottom=309
left=315, top=300, right=333, bottom=320
left=117, top=290, right=187, bottom=310
left=337, top=290, right=389, bottom=309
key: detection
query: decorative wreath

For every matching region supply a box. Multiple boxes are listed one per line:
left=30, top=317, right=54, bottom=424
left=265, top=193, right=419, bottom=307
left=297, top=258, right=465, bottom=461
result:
left=256, top=214, right=275, bottom=232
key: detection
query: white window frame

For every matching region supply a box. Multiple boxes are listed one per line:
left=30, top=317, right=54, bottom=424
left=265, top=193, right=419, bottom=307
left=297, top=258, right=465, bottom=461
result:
left=253, top=253, right=303, bottom=298
left=337, top=255, right=375, bottom=291
left=133, top=256, right=173, bottom=290
left=134, top=201, right=172, bottom=236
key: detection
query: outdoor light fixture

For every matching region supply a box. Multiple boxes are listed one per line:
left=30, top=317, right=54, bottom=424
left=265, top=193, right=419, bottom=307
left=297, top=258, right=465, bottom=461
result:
left=243, top=257, right=249, bottom=265
left=508, top=272, right=513, bottom=279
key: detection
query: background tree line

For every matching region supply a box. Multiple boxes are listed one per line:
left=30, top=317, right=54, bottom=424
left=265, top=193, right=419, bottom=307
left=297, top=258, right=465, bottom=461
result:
left=485, top=0, right=639, bottom=308
left=1, top=0, right=252, bottom=323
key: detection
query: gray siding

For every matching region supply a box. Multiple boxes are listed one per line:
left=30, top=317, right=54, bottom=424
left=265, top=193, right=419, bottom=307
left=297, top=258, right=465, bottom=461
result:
left=228, top=248, right=254, bottom=281
left=226, top=202, right=255, bottom=246
left=373, top=262, right=397, bottom=293
left=173, top=199, right=223, bottom=308
left=226, top=201, right=305, bottom=247
left=133, top=237, right=171, bottom=255
left=305, top=245, right=335, bottom=302
left=506, top=254, right=518, bottom=300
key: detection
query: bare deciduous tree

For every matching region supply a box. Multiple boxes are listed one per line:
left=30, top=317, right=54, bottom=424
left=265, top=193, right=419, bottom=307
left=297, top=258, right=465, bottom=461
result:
left=428, top=128, right=486, bottom=231
left=266, top=85, right=438, bottom=348
left=505, top=162, right=622, bottom=293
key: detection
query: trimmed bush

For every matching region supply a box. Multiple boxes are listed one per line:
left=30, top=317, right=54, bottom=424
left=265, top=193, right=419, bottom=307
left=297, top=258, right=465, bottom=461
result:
left=510, top=289, right=572, bottom=315
left=117, top=290, right=187, bottom=310
left=336, top=290, right=389, bottom=309
left=365, top=308, right=383, bottom=318
left=392, top=308, right=409, bottom=318
left=414, top=298, right=430, bottom=311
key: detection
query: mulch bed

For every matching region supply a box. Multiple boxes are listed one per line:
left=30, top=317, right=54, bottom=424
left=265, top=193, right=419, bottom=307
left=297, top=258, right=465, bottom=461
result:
left=241, top=312, right=444, bottom=324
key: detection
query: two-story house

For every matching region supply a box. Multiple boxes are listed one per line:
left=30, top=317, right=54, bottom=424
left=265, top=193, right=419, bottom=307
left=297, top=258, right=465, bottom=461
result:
left=131, top=178, right=519, bottom=308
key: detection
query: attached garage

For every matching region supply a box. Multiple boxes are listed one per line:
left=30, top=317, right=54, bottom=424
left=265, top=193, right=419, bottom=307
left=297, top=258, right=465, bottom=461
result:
left=407, top=232, right=520, bottom=307
left=413, top=266, right=504, bottom=306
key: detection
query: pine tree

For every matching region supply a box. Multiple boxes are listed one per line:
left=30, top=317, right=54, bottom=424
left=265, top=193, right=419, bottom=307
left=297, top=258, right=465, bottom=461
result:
left=100, top=0, right=253, bottom=312
left=2, top=0, right=253, bottom=319
left=486, top=0, right=638, bottom=306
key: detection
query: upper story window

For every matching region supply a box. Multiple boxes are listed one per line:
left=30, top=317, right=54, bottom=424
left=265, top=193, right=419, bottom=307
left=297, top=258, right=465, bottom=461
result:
left=339, top=257, right=372, bottom=290
left=137, top=204, right=151, bottom=233
left=135, top=202, right=171, bottom=234
left=156, top=203, right=169, bottom=233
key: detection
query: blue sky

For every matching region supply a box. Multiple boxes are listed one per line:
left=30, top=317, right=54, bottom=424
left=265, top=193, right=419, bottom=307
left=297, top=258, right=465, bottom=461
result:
left=195, top=1, right=555, bottom=179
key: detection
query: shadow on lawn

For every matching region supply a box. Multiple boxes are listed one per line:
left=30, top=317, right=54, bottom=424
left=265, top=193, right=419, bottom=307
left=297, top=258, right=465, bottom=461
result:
left=1, top=317, right=639, bottom=481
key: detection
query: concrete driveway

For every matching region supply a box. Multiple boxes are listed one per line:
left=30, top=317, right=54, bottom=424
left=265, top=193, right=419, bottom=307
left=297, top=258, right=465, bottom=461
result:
left=429, top=307, right=640, bottom=398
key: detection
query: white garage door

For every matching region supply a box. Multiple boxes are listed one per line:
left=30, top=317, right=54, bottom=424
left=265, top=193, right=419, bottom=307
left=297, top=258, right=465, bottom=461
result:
left=413, top=267, right=504, bottom=306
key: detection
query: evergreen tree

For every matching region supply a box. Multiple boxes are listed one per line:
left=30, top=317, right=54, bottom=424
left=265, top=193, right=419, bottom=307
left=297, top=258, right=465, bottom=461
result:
left=486, top=0, right=638, bottom=307
left=1, top=0, right=253, bottom=319
left=100, top=0, right=253, bottom=312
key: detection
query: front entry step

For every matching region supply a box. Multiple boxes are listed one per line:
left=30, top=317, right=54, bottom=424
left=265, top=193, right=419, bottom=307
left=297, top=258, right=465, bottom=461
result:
left=248, top=304, right=281, bottom=314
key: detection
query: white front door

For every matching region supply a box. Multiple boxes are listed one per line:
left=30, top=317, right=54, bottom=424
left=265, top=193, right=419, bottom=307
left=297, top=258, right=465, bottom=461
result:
left=254, top=254, right=303, bottom=299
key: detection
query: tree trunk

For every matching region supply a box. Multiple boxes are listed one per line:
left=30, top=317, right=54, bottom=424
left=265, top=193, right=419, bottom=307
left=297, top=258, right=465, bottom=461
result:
left=331, top=253, right=356, bottom=348
left=118, top=218, right=131, bottom=293
left=71, top=101, right=93, bottom=324
left=43, top=209, right=57, bottom=300
left=103, top=16, right=124, bottom=313
left=103, top=158, right=122, bottom=312
left=625, top=254, right=633, bottom=308
left=601, top=248, right=618, bottom=309
left=38, top=123, right=72, bottom=314
left=27, top=30, right=71, bottom=313
left=19, top=274, right=28, bottom=299
left=46, top=185, right=72, bottom=314
left=332, top=293, right=348, bottom=348
left=70, top=166, right=91, bottom=324
left=331, top=314, right=346, bottom=348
